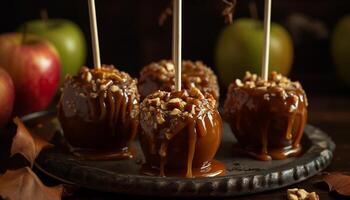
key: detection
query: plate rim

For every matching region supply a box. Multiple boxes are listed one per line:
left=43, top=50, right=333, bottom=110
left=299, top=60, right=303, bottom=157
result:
left=27, top=110, right=335, bottom=197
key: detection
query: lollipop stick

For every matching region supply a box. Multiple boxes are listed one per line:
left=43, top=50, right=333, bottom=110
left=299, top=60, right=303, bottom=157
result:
left=88, top=0, right=101, bottom=69
left=173, top=0, right=182, bottom=91
left=261, top=0, right=271, bottom=80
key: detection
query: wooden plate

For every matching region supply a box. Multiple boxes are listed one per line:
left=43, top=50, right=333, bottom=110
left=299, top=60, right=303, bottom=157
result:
left=25, top=110, right=335, bottom=197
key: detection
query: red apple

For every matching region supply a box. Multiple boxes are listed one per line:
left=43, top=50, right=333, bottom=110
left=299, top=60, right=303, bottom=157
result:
left=0, top=33, right=60, bottom=115
left=0, top=67, right=15, bottom=127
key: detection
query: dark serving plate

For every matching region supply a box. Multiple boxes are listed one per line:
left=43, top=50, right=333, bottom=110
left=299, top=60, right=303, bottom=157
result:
left=23, top=110, right=335, bottom=197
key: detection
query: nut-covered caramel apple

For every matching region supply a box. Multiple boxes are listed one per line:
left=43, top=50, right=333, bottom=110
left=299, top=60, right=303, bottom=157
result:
left=57, top=65, right=140, bottom=159
left=224, top=71, right=308, bottom=161
left=138, top=60, right=220, bottom=102
left=140, top=87, right=225, bottom=178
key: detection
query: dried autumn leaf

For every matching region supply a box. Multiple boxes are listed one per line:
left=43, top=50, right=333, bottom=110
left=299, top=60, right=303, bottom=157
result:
left=0, top=167, right=63, bottom=200
left=10, top=117, right=53, bottom=167
left=323, top=172, right=350, bottom=196
left=222, top=0, right=237, bottom=24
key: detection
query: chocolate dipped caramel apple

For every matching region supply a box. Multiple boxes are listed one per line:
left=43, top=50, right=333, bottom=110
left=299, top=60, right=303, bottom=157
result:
left=140, top=87, right=225, bottom=178
left=57, top=65, right=140, bottom=159
left=224, top=71, right=308, bottom=161
left=138, top=60, right=219, bottom=102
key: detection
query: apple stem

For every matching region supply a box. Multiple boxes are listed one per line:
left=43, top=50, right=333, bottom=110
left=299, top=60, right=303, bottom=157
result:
left=173, top=0, right=182, bottom=91
left=88, top=0, right=101, bottom=69
left=249, top=0, right=258, bottom=20
left=40, top=9, right=49, bottom=23
left=261, top=0, right=271, bottom=81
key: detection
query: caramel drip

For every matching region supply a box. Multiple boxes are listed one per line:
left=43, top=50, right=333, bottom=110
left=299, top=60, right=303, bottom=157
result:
left=285, top=114, right=295, bottom=140
left=98, top=93, right=107, bottom=120
left=148, top=132, right=157, bottom=154
left=293, top=110, right=307, bottom=147
left=95, top=88, right=138, bottom=147
left=129, top=117, right=139, bottom=143
left=124, top=95, right=133, bottom=133
left=159, top=141, right=169, bottom=177
left=261, top=119, right=270, bottom=157
left=196, top=116, right=207, bottom=137
left=205, top=113, right=213, bottom=136
left=186, top=120, right=197, bottom=178
left=120, top=94, right=128, bottom=123
left=113, top=93, right=122, bottom=124
left=87, top=96, right=97, bottom=121
left=107, top=91, right=116, bottom=127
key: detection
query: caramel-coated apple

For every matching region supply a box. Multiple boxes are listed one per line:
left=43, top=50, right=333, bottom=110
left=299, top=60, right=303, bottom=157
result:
left=139, top=87, right=224, bottom=178
left=138, top=60, right=220, bottom=102
left=224, top=71, right=308, bottom=161
left=57, top=65, right=140, bottom=159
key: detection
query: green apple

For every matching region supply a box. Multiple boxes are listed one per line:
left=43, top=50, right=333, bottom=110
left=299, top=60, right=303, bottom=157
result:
left=215, top=18, right=294, bottom=86
left=20, top=19, right=86, bottom=84
left=331, top=15, right=350, bottom=86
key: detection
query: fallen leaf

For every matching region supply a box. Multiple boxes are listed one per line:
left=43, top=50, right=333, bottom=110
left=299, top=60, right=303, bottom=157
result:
left=0, top=167, right=63, bottom=200
left=10, top=117, right=53, bottom=167
left=323, top=172, right=350, bottom=196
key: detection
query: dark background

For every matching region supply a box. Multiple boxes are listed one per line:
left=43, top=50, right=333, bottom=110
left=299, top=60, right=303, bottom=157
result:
left=1, top=0, right=350, bottom=98
left=2, top=1, right=350, bottom=199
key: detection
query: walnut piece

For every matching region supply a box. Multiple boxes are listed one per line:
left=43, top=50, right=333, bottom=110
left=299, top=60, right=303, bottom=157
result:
left=287, top=188, right=319, bottom=200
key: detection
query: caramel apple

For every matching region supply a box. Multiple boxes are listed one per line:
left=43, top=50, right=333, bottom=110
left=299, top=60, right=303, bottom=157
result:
left=139, top=87, right=224, bottom=178
left=224, top=71, right=308, bottom=161
left=57, top=65, right=140, bottom=159
left=138, top=60, right=220, bottom=102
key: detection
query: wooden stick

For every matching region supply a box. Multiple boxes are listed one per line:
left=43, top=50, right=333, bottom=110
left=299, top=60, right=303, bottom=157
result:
left=173, top=0, right=182, bottom=91
left=88, top=0, right=101, bottom=69
left=261, top=0, right=271, bottom=80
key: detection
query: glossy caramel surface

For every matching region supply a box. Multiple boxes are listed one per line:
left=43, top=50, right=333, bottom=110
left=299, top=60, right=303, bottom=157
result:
left=224, top=72, right=308, bottom=161
left=57, top=66, right=140, bottom=156
left=139, top=88, right=225, bottom=177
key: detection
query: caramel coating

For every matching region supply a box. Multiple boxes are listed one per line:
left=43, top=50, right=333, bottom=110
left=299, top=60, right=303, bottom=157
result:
left=140, top=88, right=223, bottom=177
left=224, top=71, right=308, bottom=161
left=57, top=65, right=140, bottom=151
left=138, top=60, right=220, bottom=102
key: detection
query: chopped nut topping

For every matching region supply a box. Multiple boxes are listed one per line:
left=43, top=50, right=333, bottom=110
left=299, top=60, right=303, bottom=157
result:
left=156, top=112, right=165, bottom=124
left=140, top=88, right=217, bottom=132
left=287, top=188, right=319, bottom=200
left=148, top=97, right=161, bottom=106
left=110, top=85, right=120, bottom=92
left=169, top=98, right=183, bottom=104
left=90, top=93, right=98, bottom=98
left=100, top=80, right=113, bottom=90
left=170, top=108, right=181, bottom=116
left=235, top=79, right=243, bottom=87
left=165, top=63, right=174, bottom=71
left=85, top=72, right=92, bottom=82
left=263, top=93, right=270, bottom=100
left=229, top=71, right=308, bottom=107
left=138, top=60, right=219, bottom=102
left=64, top=65, right=140, bottom=122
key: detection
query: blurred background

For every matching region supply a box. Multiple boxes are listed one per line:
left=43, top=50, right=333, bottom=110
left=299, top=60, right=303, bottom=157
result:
left=1, top=0, right=349, bottom=98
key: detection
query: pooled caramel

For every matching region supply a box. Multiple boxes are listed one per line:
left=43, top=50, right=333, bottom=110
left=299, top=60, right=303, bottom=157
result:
left=224, top=71, right=308, bottom=161
left=57, top=66, right=140, bottom=158
left=138, top=60, right=220, bottom=102
left=140, top=88, right=224, bottom=177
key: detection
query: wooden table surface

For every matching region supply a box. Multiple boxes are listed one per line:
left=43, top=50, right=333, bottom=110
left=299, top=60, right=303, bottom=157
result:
left=36, top=94, right=350, bottom=200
